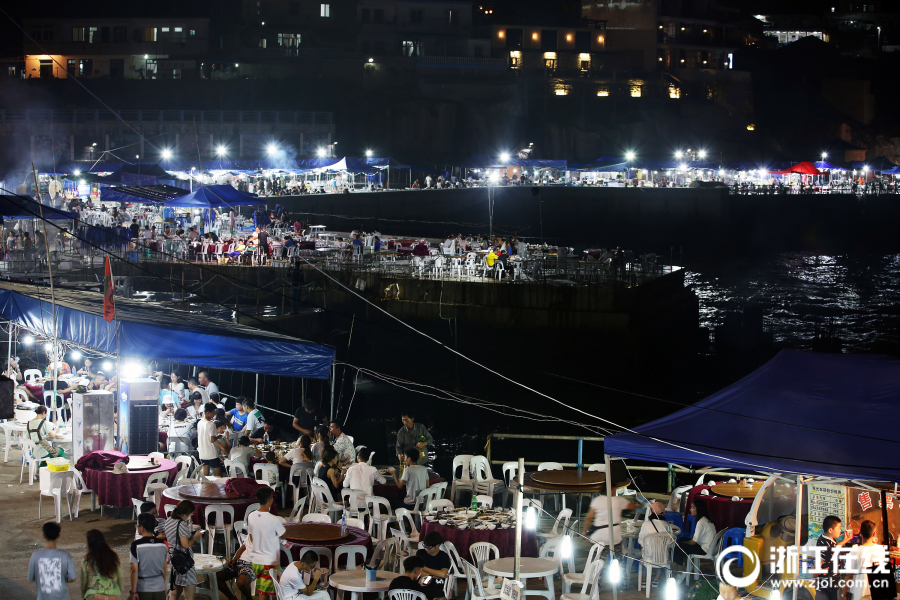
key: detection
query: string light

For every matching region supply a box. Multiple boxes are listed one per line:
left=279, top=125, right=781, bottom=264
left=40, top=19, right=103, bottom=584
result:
left=560, top=533, right=573, bottom=558
left=666, top=577, right=677, bottom=600
left=609, top=558, right=621, bottom=583
left=23, top=335, right=34, bottom=344
left=525, top=506, right=537, bottom=530
left=44, top=342, right=52, bottom=351
left=70, top=350, right=81, bottom=359
left=771, top=589, right=781, bottom=600
left=102, top=361, right=112, bottom=371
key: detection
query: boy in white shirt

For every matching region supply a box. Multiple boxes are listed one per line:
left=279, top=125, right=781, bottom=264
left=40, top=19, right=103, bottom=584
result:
left=229, top=436, right=259, bottom=475
left=343, top=448, right=385, bottom=504
left=280, top=550, right=330, bottom=600
left=246, top=487, right=286, bottom=598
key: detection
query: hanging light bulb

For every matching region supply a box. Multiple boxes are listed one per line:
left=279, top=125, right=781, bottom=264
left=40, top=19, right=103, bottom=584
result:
left=44, top=342, right=52, bottom=352
left=102, top=361, right=113, bottom=371
left=609, top=558, right=620, bottom=584
left=70, top=350, right=81, bottom=360
left=23, top=335, right=34, bottom=345
left=771, top=589, right=782, bottom=600
left=525, top=506, right=537, bottom=530
left=666, top=577, right=677, bottom=600
left=560, top=534, right=573, bottom=558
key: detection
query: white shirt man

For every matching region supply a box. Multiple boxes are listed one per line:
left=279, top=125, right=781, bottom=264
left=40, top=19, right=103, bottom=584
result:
left=280, top=557, right=330, bottom=600
left=196, top=408, right=220, bottom=475
left=187, top=381, right=209, bottom=404
left=343, top=453, right=385, bottom=504
left=425, top=175, right=432, bottom=188
left=246, top=498, right=286, bottom=567
left=198, top=372, right=218, bottom=397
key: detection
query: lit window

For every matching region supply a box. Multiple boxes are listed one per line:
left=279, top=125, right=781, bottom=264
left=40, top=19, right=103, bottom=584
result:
left=532, top=32, right=538, bottom=40
left=566, top=34, right=572, bottom=41
left=509, top=50, right=521, bottom=68
left=190, top=30, right=196, bottom=36
left=320, top=3, right=330, bottom=17
left=669, top=85, right=680, bottom=98
left=498, top=30, right=505, bottom=38
left=631, top=86, right=641, bottom=97
left=555, top=86, right=569, bottom=96
left=162, top=27, right=170, bottom=32
left=174, top=27, right=183, bottom=33
left=597, top=88, right=609, bottom=96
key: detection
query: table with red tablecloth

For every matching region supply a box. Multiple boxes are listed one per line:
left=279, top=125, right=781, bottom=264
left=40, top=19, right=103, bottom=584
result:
left=159, top=486, right=278, bottom=528
left=682, top=484, right=754, bottom=532
left=419, top=521, right=537, bottom=563
left=282, top=525, right=373, bottom=567
left=82, top=457, right=179, bottom=508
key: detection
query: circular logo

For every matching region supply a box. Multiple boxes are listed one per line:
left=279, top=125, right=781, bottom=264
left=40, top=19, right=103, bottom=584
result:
left=715, top=545, right=760, bottom=588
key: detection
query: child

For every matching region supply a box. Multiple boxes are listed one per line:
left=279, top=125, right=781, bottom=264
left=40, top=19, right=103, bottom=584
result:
left=265, top=451, right=279, bottom=487
left=135, top=501, right=167, bottom=541
left=29, top=521, right=77, bottom=600
left=816, top=515, right=853, bottom=600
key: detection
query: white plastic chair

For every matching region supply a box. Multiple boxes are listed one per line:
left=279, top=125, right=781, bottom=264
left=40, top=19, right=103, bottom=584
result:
left=365, top=495, right=395, bottom=542
left=471, top=455, right=505, bottom=501
left=501, top=462, right=519, bottom=508
left=311, top=481, right=344, bottom=521
left=270, top=568, right=286, bottom=600
left=470, top=541, right=500, bottom=579
left=394, top=507, right=420, bottom=544
left=148, top=451, right=165, bottom=462
left=224, top=459, right=248, bottom=479
left=537, top=462, right=564, bottom=511
left=462, top=560, right=502, bottom=600
left=442, top=541, right=467, bottom=598
left=302, top=513, right=333, bottom=523
left=540, top=508, right=573, bottom=543
left=334, top=544, right=368, bottom=571
left=245, top=502, right=261, bottom=519
left=19, top=439, right=40, bottom=485
left=450, top=454, right=474, bottom=504
left=39, top=470, right=75, bottom=523
left=475, top=494, right=494, bottom=509
left=389, top=590, right=428, bottom=600
left=301, top=545, right=334, bottom=572
left=204, top=505, right=236, bottom=559
left=391, top=526, right=414, bottom=556
left=426, top=498, right=454, bottom=512
left=562, top=543, right=605, bottom=593
left=174, top=456, right=194, bottom=483
left=368, top=537, right=400, bottom=572
left=411, top=487, right=438, bottom=523
left=346, top=517, right=365, bottom=529
left=637, top=533, right=674, bottom=596
left=23, top=369, right=42, bottom=382
left=342, top=488, right=368, bottom=519
left=233, top=520, right=248, bottom=548
left=254, top=463, right=286, bottom=505
left=43, top=390, right=64, bottom=423
left=431, top=481, right=448, bottom=499
left=288, top=462, right=312, bottom=506
left=684, top=529, right=726, bottom=581
left=143, top=471, right=169, bottom=508
left=287, top=495, right=309, bottom=523
left=71, top=468, right=95, bottom=517
left=2, top=422, right=24, bottom=463
left=560, top=558, right=603, bottom=600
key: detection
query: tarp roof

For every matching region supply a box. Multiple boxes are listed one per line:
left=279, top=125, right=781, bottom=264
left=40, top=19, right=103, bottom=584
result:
left=365, top=157, right=411, bottom=170
left=0, top=195, right=77, bottom=220
left=769, top=161, right=821, bottom=175
left=604, top=351, right=900, bottom=481
left=160, top=185, right=260, bottom=208
left=100, top=185, right=191, bottom=204
left=0, top=282, right=334, bottom=378
left=312, top=157, right=378, bottom=173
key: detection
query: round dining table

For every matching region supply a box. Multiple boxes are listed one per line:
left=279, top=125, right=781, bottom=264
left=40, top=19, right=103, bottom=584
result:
left=329, top=569, right=399, bottom=600
left=82, top=456, right=178, bottom=508
left=483, top=557, right=558, bottom=600
left=419, top=520, right=537, bottom=563
left=282, top=524, right=373, bottom=565
left=159, top=484, right=277, bottom=528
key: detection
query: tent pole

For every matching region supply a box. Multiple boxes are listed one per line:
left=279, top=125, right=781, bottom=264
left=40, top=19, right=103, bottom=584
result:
left=605, top=454, right=617, bottom=600
left=793, top=474, right=803, bottom=600
left=255, top=373, right=259, bottom=406
left=330, top=363, right=335, bottom=422
left=514, top=456, right=524, bottom=581
left=7, top=322, right=12, bottom=378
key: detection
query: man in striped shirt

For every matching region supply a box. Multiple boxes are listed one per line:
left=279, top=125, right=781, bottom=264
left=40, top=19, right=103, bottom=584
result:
left=129, top=513, right=169, bottom=600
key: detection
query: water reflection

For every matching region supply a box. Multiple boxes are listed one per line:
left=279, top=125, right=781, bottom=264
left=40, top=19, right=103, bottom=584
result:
left=685, top=252, right=900, bottom=353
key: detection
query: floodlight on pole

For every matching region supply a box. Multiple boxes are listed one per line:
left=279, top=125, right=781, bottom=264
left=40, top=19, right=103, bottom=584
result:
left=674, top=151, right=682, bottom=159
left=162, top=149, right=172, bottom=159
left=698, top=150, right=707, bottom=159
left=44, top=342, right=52, bottom=352
left=74, top=170, right=80, bottom=175
left=500, top=152, right=510, bottom=163
left=216, top=146, right=226, bottom=157
left=626, top=151, right=636, bottom=161
left=365, top=150, right=373, bottom=157
left=821, top=152, right=827, bottom=160
left=266, top=144, right=278, bottom=155
left=317, top=148, right=326, bottom=157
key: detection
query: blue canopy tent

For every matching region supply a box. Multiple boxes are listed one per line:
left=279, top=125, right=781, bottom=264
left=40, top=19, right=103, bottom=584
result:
left=882, top=165, right=900, bottom=175
left=159, top=185, right=260, bottom=208
left=365, top=157, right=411, bottom=170
left=311, top=157, right=378, bottom=173
left=0, top=282, right=335, bottom=378
left=99, top=185, right=191, bottom=204
left=604, top=350, right=900, bottom=481
left=0, top=195, right=77, bottom=220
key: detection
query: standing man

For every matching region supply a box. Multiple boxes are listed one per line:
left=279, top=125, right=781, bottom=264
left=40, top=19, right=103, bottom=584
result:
left=198, top=402, right=223, bottom=476
left=246, top=487, right=286, bottom=599
left=329, top=421, right=356, bottom=465
left=293, top=401, right=327, bottom=437
left=395, top=410, right=433, bottom=465
left=258, top=225, right=270, bottom=265
left=129, top=513, right=169, bottom=600
left=816, top=515, right=853, bottom=600
left=198, top=371, right=218, bottom=397
left=28, top=522, right=77, bottom=600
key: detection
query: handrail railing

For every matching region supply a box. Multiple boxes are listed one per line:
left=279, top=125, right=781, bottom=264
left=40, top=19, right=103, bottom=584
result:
left=0, top=108, right=333, bottom=125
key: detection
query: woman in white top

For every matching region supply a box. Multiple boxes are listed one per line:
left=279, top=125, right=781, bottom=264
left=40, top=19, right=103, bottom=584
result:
left=676, top=498, right=717, bottom=567
left=584, top=491, right=639, bottom=546
left=850, top=520, right=885, bottom=600
left=169, top=372, right=186, bottom=400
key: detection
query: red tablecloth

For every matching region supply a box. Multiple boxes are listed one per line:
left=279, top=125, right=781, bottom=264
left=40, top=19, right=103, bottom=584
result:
left=83, top=458, right=179, bottom=508
left=419, top=520, right=537, bottom=563
left=282, top=525, right=373, bottom=568
left=683, top=484, right=754, bottom=532
left=159, top=487, right=278, bottom=528
left=158, top=431, right=168, bottom=444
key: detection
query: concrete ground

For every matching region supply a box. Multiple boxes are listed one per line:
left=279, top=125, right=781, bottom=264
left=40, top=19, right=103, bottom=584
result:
left=0, top=438, right=718, bottom=600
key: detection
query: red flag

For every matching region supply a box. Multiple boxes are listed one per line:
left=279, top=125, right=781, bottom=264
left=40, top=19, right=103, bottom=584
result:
left=103, top=256, right=115, bottom=322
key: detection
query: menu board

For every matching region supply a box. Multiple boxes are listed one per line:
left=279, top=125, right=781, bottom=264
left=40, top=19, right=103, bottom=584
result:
left=807, top=483, right=847, bottom=543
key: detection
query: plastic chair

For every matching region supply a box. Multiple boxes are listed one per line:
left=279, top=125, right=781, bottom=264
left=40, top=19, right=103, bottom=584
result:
left=39, top=470, right=75, bottom=523
left=311, top=482, right=344, bottom=521
left=302, top=513, right=333, bottom=523
left=342, top=488, right=368, bottom=518
left=426, top=498, right=454, bottom=512
left=365, top=495, right=395, bottom=542
left=287, top=496, right=308, bottom=523
left=19, top=439, right=40, bottom=485
left=664, top=511, right=684, bottom=534
left=539, top=508, right=573, bottom=543
left=71, top=468, right=95, bottom=517
left=431, top=481, right=448, bottom=500
left=174, top=457, right=194, bottom=483
left=475, top=494, right=494, bottom=509
left=471, top=455, right=505, bottom=501
left=245, top=502, right=261, bottom=520
left=2, top=422, right=24, bottom=463
left=450, top=454, right=474, bottom=504
left=684, top=529, right=726, bottom=582
left=368, top=537, right=400, bottom=572
left=43, top=390, right=64, bottom=423
left=389, top=591, right=428, bottom=600
left=23, top=369, right=42, bottom=382
left=233, top=520, right=248, bottom=549
left=562, top=543, right=604, bottom=593
left=560, top=558, right=603, bottom=600
left=270, top=568, right=286, bottom=600
left=254, top=463, right=286, bottom=505
left=346, top=517, right=365, bottom=529
left=288, top=462, right=312, bottom=506
left=148, top=451, right=165, bottom=462
left=411, top=487, right=438, bottom=523
left=470, top=542, right=500, bottom=579
left=301, top=545, right=334, bottom=572
left=462, top=560, right=502, bottom=600
left=334, top=544, right=368, bottom=571
left=722, top=527, right=746, bottom=567
left=442, top=541, right=467, bottom=598
left=224, top=459, right=248, bottom=479
left=390, top=526, right=414, bottom=556
left=143, top=471, right=169, bottom=508
left=395, top=507, right=420, bottom=544
left=637, top=532, right=674, bottom=597
left=500, top=462, right=519, bottom=508
left=204, top=505, right=236, bottom=559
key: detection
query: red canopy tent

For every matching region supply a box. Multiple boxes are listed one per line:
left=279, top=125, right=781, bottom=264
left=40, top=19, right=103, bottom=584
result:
left=768, top=161, right=821, bottom=175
